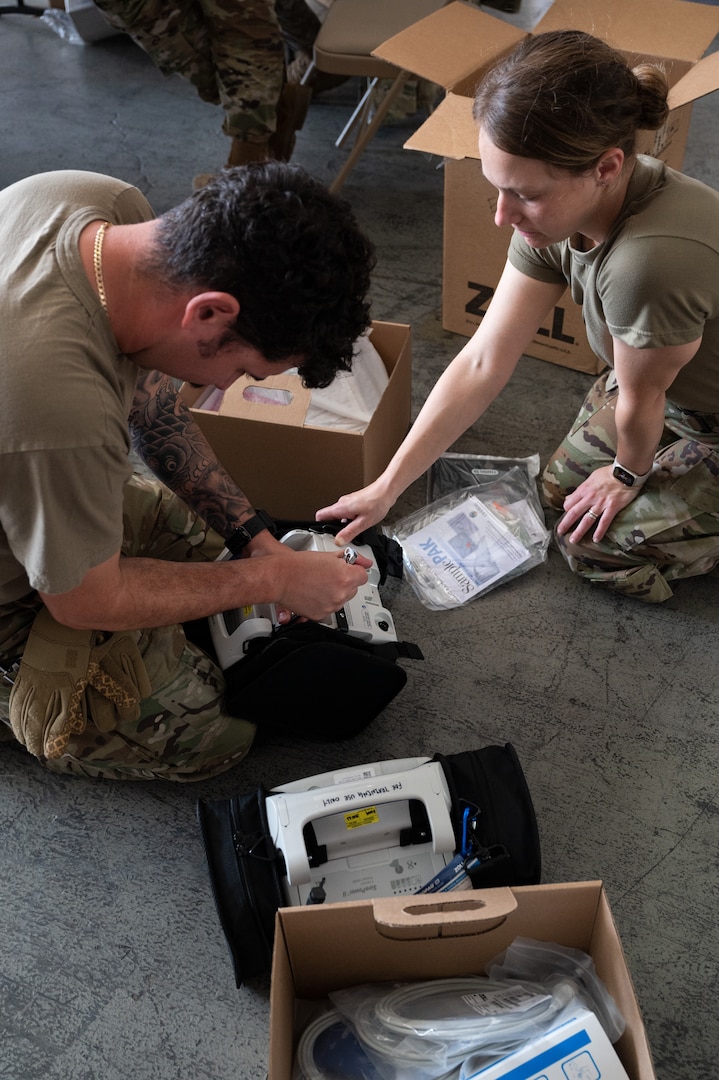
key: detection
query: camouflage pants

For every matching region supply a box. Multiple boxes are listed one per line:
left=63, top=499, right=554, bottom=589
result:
left=0, top=473, right=256, bottom=781
left=542, top=371, right=719, bottom=602
left=93, top=0, right=286, bottom=141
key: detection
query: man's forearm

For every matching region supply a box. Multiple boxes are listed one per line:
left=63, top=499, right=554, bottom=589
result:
left=44, top=553, right=287, bottom=632
left=41, top=546, right=369, bottom=633
left=129, top=370, right=254, bottom=536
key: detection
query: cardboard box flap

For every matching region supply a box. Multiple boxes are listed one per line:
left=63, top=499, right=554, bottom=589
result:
left=406, top=45, right=719, bottom=161
left=405, top=91, right=479, bottom=159
left=216, top=373, right=311, bottom=428
left=372, top=889, right=518, bottom=940
left=277, top=882, right=619, bottom=997
left=373, top=1, right=526, bottom=98
left=589, top=891, right=654, bottom=1080
left=667, top=48, right=719, bottom=111
left=534, top=0, right=719, bottom=63
left=375, top=0, right=719, bottom=95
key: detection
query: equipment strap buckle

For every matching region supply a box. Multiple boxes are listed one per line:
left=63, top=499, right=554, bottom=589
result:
left=0, top=660, right=21, bottom=687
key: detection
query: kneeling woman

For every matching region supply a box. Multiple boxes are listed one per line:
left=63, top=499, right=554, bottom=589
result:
left=318, top=29, right=719, bottom=603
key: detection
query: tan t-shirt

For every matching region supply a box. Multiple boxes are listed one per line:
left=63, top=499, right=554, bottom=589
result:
left=508, top=155, right=719, bottom=411
left=0, top=171, right=153, bottom=603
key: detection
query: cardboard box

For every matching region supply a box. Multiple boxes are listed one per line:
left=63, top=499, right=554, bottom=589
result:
left=374, top=0, right=719, bottom=375
left=179, top=321, right=411, bottom=520
left=269, top=883, right=656, bottom=1080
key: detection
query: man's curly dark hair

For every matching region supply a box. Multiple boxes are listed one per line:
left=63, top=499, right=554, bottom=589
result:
left=147, top=162, right=376, bottom=388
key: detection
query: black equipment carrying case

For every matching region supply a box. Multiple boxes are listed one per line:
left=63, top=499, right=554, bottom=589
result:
left=217, top=520, right=423, bottom=741
left=196, top=743, right=541, bottom=985
left=223, top=621, right=422, bottom=741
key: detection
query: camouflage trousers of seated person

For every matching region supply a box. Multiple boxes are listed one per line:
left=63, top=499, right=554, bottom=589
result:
left=541, top=371, right=719, bottom=603
left=0, top=472, right=256, bottom=781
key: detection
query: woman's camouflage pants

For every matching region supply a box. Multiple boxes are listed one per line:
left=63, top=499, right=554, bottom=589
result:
left=542, top=371, right=719, bottom=602
left=0, top=473, right=255, bottom=781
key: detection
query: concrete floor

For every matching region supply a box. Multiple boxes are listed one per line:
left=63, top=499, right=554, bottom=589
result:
left=1, top=5, right=719, bottom=1079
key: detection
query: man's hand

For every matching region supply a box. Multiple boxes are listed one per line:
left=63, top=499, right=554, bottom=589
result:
left=557, top=466, right=642, bottom=544
left=315, top=480, right=394, bottom=546
left=271, top=548, right=372, bottom=622
left=244, top=528, right=372, bottom=622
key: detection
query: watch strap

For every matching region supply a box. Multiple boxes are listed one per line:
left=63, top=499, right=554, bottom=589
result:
left=611, top=458, right=652, bottom=488
left=225, top=510, right=275, bottom=556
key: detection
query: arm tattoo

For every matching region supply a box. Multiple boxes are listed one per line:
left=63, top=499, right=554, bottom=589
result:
left=129, top=369, right=252, bottom=538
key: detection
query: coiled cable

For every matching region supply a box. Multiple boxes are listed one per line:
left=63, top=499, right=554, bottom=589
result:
left=296, top=978, right=578, bottom=1079
left=295, top=1008, right=382, bottom=1080
left=348, top=977, right=576, bottom=1074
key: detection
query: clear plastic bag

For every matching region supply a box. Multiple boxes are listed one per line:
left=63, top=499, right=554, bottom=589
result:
left=485, top=937, right=626, bottom=1044
left=40, top=9, right=86, bottom=44
left=328, top=976, right=579, bottom=1080
left=426, top=452, right=541, bottom=504
left=391, top=467, right=550, bottom=610
left=294, top=938, right=626, bottom=1080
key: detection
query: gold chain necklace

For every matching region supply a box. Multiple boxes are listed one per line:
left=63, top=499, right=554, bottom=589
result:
left=92, top=220, right=112, bottom=312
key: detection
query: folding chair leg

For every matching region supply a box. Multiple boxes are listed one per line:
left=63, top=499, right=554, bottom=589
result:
left=335, top=77, right=378, bottom=148
left=299, top=60, right=316, bottom=86
left=329, top=70, right=410, bottom=194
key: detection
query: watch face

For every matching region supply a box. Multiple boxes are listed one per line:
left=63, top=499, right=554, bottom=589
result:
left=613, top=465, right=635, bottom=487
left=225, top=525, right=251, bottom=557
left=226, top=513, right=272, bottom=556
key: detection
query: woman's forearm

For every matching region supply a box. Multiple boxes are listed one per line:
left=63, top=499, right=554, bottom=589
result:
left=613, top=389, right=666, bottom=474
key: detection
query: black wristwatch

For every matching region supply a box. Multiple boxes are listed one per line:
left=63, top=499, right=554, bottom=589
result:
left=225, top=510, right=274, bottom=556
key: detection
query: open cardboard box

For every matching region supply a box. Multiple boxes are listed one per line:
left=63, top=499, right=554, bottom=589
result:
left=269, top=882, right=656, bottom=1079
left=374, top=0, right=719, bottom=375
left=179, top=321, right=411, bottom=521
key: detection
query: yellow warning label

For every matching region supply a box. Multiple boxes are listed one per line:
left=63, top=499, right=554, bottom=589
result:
left=241, top=605, right=254, bottom=618
left=345, top=807, right=379, bottom=829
